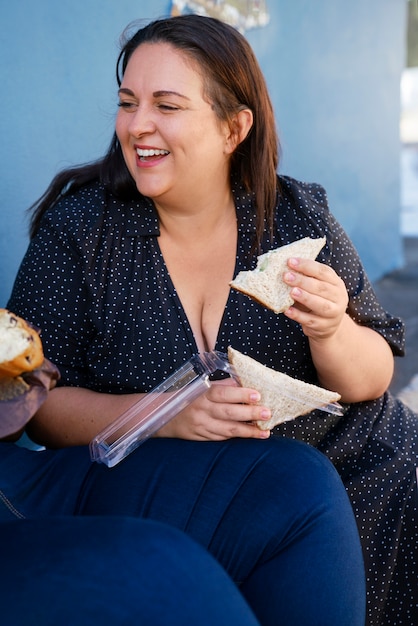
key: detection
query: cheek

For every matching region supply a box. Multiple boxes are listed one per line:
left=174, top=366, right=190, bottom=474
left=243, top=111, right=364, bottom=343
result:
left=115, top=113, right=125, bottom=142
left=115, top=116, right=133, bottom=159
left=115, top=111, right=134, bottom=148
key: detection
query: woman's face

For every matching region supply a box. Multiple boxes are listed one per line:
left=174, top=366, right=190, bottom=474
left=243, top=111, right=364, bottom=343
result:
left=116, top=42, right=234, bottom=208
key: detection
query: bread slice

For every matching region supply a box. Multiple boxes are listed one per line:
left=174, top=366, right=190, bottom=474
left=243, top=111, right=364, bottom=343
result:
left=0, top=309, right=44, bottom=380
left=230, top=237, right=326, bottom=313
left=227, top=347, right=341, bottom=430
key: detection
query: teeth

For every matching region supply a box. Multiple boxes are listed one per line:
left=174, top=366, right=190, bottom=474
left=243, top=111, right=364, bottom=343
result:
left=136, top=148, right=169, bottom=157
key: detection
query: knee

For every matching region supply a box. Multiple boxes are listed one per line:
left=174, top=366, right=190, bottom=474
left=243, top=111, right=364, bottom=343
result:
left=243, top=437, right=353, bottom=519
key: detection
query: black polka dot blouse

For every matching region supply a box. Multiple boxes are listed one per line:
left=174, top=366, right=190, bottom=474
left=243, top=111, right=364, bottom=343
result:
left=8, top=174, right=418, bottom=625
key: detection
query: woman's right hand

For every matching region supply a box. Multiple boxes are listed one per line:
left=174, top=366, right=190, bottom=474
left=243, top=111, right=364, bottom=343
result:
left=155, top=379, right=272, bottom=441
left=26, top=381, right=271, bottom=448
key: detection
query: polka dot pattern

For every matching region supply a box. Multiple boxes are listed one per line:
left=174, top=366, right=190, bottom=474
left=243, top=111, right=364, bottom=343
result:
left=8, top=175, right=418, bottom=625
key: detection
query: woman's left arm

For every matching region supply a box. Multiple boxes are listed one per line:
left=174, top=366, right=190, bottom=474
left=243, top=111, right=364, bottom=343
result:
left=283, top=256, right=394, bottom=402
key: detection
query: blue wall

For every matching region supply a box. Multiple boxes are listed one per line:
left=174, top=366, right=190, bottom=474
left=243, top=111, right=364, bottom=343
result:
left=0, top=0, right=407, bottom=306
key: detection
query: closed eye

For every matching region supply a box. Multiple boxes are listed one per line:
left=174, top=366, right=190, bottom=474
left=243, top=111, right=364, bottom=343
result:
left=157, top=103, right=180, bottom=111
left=117, top=101, right=137, bottom=110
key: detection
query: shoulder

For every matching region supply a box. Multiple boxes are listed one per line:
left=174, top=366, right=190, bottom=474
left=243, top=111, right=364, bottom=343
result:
left=40, top=181, right=107, bottom=235
left=274, top=174, right=334, bottom=241
left=39, top=182, right=158, bottom=240
left=277, top=175, right=330, bottom=214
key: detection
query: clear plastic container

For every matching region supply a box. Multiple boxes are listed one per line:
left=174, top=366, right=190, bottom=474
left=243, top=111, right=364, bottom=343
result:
left=90, top=351, right=234, bottom=467
left=90, top=350, right=344, bottom=468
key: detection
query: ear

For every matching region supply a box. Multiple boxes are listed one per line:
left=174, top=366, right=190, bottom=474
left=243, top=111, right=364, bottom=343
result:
left=225, top=108, right=253, bottom=154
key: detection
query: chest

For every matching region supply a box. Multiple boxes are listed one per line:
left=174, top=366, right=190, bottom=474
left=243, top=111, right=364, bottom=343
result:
left=78, top=212, right=315, bottom=390
left=158, top=237, right=237, bottom=353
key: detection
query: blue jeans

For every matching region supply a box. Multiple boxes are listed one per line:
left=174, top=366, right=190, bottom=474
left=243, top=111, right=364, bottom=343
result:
left=1, top=516, right=260, bottom=625
left=0, top=437, right=366, bottom=625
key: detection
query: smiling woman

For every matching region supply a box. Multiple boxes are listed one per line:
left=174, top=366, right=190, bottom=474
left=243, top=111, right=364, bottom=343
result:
left=6, top=13, right=418, bottom=626
left=115, top=40, right=253, bottom=224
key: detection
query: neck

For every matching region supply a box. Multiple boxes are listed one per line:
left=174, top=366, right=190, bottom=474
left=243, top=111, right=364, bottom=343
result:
left=156, top=190, right=236, bottom=243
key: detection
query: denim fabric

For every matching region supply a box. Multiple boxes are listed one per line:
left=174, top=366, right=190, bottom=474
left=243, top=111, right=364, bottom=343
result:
left=0, top=442, right=92, bottom=520
left=0, top=437, right=365, bottom=625
left=0, top=516, right=260, bottom=625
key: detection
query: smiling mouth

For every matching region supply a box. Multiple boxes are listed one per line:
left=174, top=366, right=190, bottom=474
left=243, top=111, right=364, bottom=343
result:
left=136, top=148, right=170, bottom=161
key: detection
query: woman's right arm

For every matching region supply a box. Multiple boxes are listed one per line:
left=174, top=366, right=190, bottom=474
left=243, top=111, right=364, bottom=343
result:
left=26, top=386, right=144, bottom=447
left=27, top=382, right=272, bottom=447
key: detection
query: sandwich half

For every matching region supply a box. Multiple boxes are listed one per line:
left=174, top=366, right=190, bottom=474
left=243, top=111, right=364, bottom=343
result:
left=230, top=237, right=326, bottom=313
left=228, top=347, right=341, bottom=430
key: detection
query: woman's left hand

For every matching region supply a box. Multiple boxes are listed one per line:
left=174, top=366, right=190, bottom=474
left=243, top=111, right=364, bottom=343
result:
left=282, top=257, right=349, bottom=341
left=281, top=256, right=394, bottom=401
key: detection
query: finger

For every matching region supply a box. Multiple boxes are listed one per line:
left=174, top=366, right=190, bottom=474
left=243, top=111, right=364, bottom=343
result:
left=287, top=257, right=336, bottom=282
left=202, top=385, right=272, bottom=425
left=203, top=396, right=272, bottom=425
left=287, top=258, right=343, bottom=292
left=220, top=400, right=271, bottom=424
left=284, top=270, right=338, bottom=302
left=284, top=269, right=347, bottom=315
left=207, top=382, right=263, bottom=406
left=203, top=420, right=271, bottom=441
left=287, top=287, right=340, bottom=319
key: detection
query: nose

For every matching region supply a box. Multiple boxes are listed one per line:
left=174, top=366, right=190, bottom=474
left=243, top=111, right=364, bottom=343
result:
left=127, top=104, right=156, bottom=137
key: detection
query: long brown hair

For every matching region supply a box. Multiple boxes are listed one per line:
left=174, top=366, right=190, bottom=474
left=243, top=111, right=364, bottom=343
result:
left=29, top=15, right=280, bottom=244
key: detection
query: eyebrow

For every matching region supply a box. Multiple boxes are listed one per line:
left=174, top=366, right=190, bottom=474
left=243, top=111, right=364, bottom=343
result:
left=118, top=88, right=191, bottom=101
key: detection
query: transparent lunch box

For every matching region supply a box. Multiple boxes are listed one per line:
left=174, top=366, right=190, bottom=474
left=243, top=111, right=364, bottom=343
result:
left=90, top=350, right=344, bottom=468
left=89, top=351, right=236, bottom=468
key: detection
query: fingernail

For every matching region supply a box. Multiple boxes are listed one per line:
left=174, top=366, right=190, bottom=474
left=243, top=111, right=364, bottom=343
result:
left=259, top=430, right=271, bottom=438
left=288, top=257, right=299, bottom=267
left=284, top=271, right=296, bottom=283
left=250, top=392, right=260, bottom=403
left=260, top=409, right=270, bottom=419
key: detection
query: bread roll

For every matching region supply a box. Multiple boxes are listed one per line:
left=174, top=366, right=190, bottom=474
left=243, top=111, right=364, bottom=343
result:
left=0, top=309, right=44, bottom=380
left=230, top=237, right=326, bottom=313
left=0, top=310, right=60, bottom=438
left=228, top=347, right=341, bottom=430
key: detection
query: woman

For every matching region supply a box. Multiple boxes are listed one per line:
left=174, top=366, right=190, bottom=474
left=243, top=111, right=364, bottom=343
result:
left=7, top=12, right=414, bottom=624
